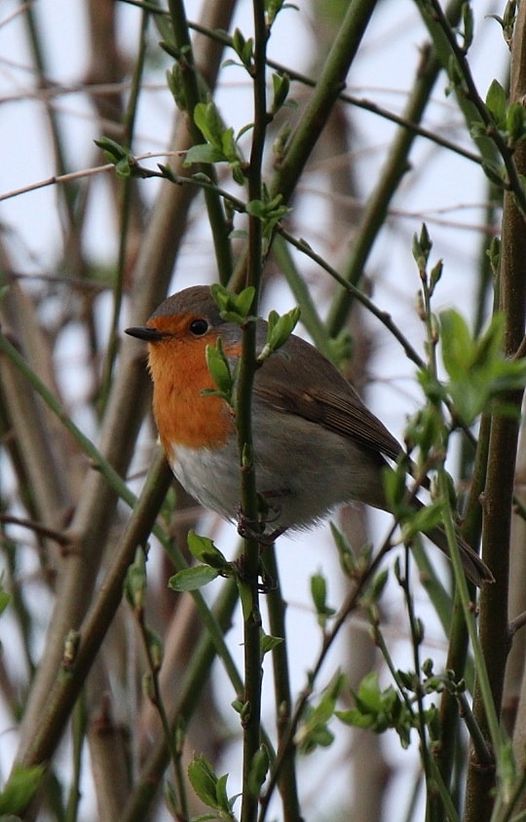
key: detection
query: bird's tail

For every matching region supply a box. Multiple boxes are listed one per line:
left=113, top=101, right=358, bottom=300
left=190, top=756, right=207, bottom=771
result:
left=423, top=523, right=493, bottom=587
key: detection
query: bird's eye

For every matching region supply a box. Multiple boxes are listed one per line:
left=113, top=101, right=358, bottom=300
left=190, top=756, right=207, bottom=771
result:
left=189, top=318, right=209, bottom=336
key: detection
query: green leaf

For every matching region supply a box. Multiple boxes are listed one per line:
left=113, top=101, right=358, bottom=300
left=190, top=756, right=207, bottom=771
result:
left=188, top=755, right=220, bottom=809
left=215, top=773, right=230, bottom=813
left=267, top=306, right=301, bottom=350
left=296, top=693, right=337, bottom=754
left=235, top=286, right=256, bottom=319
left=163, top=781, right=179, bottom=818
left=157, top=163, right=176, bottom=182
left=187, top=530, right=228, bottom=569
left=486, top=78, right=507, bottom=128
left=336, top=706, right=376, bottom=729
left=461, top=1, right=474, bottom=49
left=0, top=765, right=44, bottom=814
left=221, top=127, right=239, bottom=162
left=355, top=671, right=383, bottom=712
left=184, top=144, right=226, bottom=166
left=370, top=568, right=389, bottom=601
left=473, top=311, right=505, bottom=366
left=125, top=547, right=147, bottom=611
left=229, top=229, right=248, bottom=240
left=297, top=671, right=345, bottom=754
left=481, top=158, right=506, bottom=185
left=231, top=28, right=253, bottom=67
left=260, top=632, right=284, bottom=656
left=271, top=71, right=290, bottom=111
left=210, top=283, right=256, bottom=323
left=497, top=740, right=517, bottom=803
left=310, top=572, right=328, bottom=614
left=337, top=670, right=414, bottom=747
left=94, top=136, right=129, bottom=162
left=246, top=195, right=290, bottom=230
left=166, top=64, right=187, bottom=110
left=382, top=463, right=408, bottom=513
left=400, top=501, right=446, bottom=543
left=486, top=235, right=501, bottom=275
left=506, top=101, right=526, bottom=144
left=159, top=39, right=180, bottom=61
left=440, top=309, right=475, bottom=380
left=412, top=223, right=432, bottom=269
left=429, top=259, right=443, bottom=294
left=168, top=565, right=219, bottom=592
left=237, top=578, right=253, bottom=622
left=248, top=745, right=269, bottom=797
left=145, top=627, right=163, bottom=671
left=116, top=156, right=132, bottom=177
left=205, top=337, right=235, bottom=402
left=0, top=589, right=11, bottom=616
left=440, top=310, right=526, bottom=424
left=194, top=101, right=224, bottom=148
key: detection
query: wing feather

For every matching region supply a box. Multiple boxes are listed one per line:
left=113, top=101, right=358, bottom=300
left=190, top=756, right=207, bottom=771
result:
left=252, top=329, right=402, bottom=462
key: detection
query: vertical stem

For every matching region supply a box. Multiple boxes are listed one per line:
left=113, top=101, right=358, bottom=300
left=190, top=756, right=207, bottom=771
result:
left=263, top=546, right=301, bottom=820
left=465, top=5, right=526, bottom=819
left=239, top=5, right=268, bottom=821
left=65, top=696, right=87, bottom=822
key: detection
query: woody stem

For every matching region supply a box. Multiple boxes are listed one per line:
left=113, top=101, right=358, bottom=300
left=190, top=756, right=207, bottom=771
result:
left=237, top=3, right=268, bottom=822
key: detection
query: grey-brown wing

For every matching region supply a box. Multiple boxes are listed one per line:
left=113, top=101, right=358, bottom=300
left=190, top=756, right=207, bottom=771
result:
left=253, top=330, right=402, bottom=461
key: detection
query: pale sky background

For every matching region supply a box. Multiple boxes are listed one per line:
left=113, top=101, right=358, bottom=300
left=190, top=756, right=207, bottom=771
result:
left=0, top=0, right=507, bottom=818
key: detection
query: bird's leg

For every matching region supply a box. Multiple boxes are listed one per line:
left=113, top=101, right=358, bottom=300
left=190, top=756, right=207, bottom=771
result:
left=236, top=489, right=288, bottom=544
left=232, top=553, right=277, bottom=593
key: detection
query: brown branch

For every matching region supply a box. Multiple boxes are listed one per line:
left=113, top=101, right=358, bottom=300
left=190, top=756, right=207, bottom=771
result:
left=0, top=515, right=72, bottom=548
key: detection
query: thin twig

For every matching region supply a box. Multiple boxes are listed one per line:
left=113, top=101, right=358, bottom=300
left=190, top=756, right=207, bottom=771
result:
left=0, top=514, right=72, bottom=547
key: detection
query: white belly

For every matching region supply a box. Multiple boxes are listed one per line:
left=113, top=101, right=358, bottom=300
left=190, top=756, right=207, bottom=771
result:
left=169, top=440, right=241, bottom=521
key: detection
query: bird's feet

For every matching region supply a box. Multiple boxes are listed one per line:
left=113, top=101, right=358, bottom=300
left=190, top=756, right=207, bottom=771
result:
left=232, top=554, right=277, bottom=593
left=236, top=507, right=285, bottom=546
left=235, top=490, right=289, bottom=544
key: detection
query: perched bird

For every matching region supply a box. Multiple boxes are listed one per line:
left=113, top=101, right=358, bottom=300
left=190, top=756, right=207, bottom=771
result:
left=126, top=285, right=492, bottom=586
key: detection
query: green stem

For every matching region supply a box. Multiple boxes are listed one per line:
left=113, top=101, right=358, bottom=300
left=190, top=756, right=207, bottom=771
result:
left=64, top=696, right=87, bottom=822
left=259, top=534, right=395, bottom=819
left=465, top=4, right=526, bottom=814
left=374, top=614, right=459, bottom=821
left=436, top=410, right=491, bottom=788
left=437, top=469, right=502, bottom=752
left=121, top=578, right=240, bottom=821
left=137, top=610, right=189, bottom=820
left=400, top=552, right=436, bottom=818
left=239, top=5, right=268, bottom=821
left=262, top=546, right=301, bottom=821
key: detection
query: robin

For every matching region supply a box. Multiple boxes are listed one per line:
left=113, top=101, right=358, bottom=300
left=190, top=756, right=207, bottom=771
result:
left=126, top=285, right=492, bottom=586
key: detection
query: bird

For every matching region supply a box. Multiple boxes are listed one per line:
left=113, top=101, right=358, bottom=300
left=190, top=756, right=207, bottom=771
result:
left=125, top=285, right=492, bottom=587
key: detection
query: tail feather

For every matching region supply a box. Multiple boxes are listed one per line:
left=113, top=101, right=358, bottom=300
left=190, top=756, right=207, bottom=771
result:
left=424, top=525, right=493, bottom=587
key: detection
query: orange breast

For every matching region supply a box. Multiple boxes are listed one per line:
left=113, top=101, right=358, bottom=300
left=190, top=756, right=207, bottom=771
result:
left=148, top=332, right=235, bottom=451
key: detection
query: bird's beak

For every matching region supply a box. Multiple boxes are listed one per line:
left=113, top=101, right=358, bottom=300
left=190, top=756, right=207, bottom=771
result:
left=125, top=325, right=166, bottom=342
